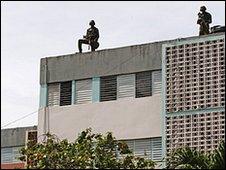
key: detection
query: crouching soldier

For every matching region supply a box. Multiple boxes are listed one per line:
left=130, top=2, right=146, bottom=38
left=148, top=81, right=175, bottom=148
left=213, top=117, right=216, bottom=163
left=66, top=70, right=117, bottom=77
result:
left=78, top=20, right=99, bottom=53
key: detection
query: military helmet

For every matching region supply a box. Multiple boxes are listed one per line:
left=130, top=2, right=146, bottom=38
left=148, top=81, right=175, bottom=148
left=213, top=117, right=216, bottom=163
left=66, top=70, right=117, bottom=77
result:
left=89, top=20, right=95, bottom=26
left=200, top=6, right=206, bottom=11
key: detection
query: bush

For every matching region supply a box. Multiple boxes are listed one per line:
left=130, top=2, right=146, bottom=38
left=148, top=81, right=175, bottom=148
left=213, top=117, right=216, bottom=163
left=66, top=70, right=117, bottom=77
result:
left=19, top=128, right=155, bottom=169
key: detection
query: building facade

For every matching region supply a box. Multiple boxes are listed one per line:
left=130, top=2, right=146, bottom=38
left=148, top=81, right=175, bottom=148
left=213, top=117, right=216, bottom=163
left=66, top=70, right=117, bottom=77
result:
left=38, top=32, right=225, bottom=167
left=1, top=126, right=37, bottom=169
left=161, top=33, right=225, bottom=162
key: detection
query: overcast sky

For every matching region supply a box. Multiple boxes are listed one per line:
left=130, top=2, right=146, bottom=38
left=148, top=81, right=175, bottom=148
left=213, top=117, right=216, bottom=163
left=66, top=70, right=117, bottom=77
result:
left=1, top=1, right=225, bottom=129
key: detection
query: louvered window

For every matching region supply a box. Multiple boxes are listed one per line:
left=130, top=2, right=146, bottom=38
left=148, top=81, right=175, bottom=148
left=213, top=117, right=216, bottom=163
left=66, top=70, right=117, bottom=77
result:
left=117, top=140, right=134, bottom=159
left=1, top=147, right=12, bottom=163
left=117, top=74, right=135, bottom=99
left=75, top=79, right=92, bottom=104
left=1, top=147, right=22, bottom=163
left=121, top=137, right=162, bottom=161
left=60, top=81, right=72, bottom=106
left=12, top=147, right=21, bottom=163
left=100, top=75, right=117, bottom=102
left=152, top=70, right=162, bottom=95
left=48, top=83, right=60, bottom=106
left=151, top=137, right=162, bottom=161
left=136, top=71, right=152, bottom=98
left=134, top=139, right=151, bottom=158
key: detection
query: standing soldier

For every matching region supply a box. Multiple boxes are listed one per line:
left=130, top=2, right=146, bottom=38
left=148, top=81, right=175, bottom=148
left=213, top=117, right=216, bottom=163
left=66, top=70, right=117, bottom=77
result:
left=197, top=6, right=212, bottom=35
left=78, top=20, right=99, bottom=53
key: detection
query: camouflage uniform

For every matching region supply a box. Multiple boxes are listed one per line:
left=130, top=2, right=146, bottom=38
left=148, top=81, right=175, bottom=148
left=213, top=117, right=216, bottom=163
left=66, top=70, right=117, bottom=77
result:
left=78, top=20, right=99, bottom=53
left=197, top=6, right=212, bottom=35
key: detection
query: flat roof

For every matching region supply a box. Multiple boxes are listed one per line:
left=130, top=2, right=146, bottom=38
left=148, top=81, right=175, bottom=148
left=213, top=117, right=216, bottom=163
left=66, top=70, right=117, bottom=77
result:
left=1, top=126, right=37, bottom=147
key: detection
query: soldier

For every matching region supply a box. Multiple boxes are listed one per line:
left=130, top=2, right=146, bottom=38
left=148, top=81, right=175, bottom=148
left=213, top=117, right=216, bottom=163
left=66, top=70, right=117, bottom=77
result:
left=197, top=6, right=212, bottom=35
left=78, top=20, right=99, bottom=53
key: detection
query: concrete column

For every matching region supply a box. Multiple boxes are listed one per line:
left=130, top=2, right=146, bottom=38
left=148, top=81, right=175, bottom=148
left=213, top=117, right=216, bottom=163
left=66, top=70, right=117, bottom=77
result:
left=71, top=80, right=76, bottom=104
left=92, top=77, right=100, bottom=102
left=39, top=84, right=47, bottom=108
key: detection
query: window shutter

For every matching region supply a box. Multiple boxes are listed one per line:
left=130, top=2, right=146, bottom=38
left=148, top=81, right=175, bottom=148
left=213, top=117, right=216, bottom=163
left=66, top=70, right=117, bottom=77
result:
left=125, top=140, right=134, bottom=152
left=136, top=71, right=152, bottom=98
left=117, top=74, right=135, bottom=99
left=152, top=70, right=162, bottom=95
left=75, top=79, right=92, bottom=104
left=117, top=140, right=134, bottom=159
left=48, top=83, right=60, bottom=106
left=1, top=147, right=22, bottom=163
left=134, top=139, right=151, bottom=158
left=60, top=81, right=72, bottom=106
left=100, top=75, right=117, bottom=102
left=151, top=137, right=162, bottom=161
left=12, top=147, right=22, bottom=163
left=119, top=137, right=162, bottom=161
left=1, top=148, right=12, bottom=163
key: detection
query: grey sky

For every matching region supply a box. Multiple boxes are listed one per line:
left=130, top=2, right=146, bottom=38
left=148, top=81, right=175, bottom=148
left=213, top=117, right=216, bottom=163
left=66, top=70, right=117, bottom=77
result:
left=1, top=1, right=225, bottom=129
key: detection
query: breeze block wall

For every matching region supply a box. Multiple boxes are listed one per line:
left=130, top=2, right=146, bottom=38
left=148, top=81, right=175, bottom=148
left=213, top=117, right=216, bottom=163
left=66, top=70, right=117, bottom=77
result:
left=162, top=33, right=225, bottom=158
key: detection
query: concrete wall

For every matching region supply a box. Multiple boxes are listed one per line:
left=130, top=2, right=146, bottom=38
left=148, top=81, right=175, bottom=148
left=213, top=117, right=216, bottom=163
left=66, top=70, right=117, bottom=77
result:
left=40, top=41, right=167, bottom=84
left=38, top=95, right=161, bottom=142
left=40, top=33, right=224, bottom=85
left=1, top=126, right=37, bottom=147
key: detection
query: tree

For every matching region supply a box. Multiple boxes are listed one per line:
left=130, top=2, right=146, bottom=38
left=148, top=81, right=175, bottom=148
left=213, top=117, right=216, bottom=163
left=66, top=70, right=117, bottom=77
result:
left=19, top=128, right=155, bottom=169
left=166, top=140, right=225, bottom=169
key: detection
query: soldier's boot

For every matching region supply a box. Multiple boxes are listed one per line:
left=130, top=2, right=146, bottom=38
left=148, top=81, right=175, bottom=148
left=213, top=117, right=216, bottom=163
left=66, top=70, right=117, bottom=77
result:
left=78, top=39, right=83, bottom=53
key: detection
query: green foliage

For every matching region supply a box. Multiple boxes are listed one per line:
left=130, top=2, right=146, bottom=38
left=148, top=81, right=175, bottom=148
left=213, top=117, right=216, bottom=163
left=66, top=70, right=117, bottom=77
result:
left=166, top=140, right=225, bottom=169
left=19, top=128, right=155, bottom=169
left=166, top=146, right=210, bottom=169
left=209, top=140, right=225, bottom=169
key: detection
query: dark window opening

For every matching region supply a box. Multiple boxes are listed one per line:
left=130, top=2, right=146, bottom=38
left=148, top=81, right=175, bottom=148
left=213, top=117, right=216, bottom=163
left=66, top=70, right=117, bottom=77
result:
left=100, top=75, right=117, bottom=102
left=136, top=71, right=152, bottom=98
left=60, top=81, right=72, bottom=106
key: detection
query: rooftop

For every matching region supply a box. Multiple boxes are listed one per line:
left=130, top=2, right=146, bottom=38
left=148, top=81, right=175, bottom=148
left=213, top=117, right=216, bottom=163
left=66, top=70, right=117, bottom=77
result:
left=1, top=126, right=37, bottom=147
left=40, top=32, right=225, bottom=85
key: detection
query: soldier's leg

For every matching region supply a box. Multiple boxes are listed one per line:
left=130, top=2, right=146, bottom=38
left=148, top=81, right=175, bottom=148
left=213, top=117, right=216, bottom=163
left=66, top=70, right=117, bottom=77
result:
left=199, top=26, right=204, bottom=36
left=91, top=45, right=95, bottom=51
left=78, top=39, right=89, bottom=53
left=90, top=41, right=99, bottom=52
left=205, top=24, right=210, bottom=34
